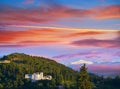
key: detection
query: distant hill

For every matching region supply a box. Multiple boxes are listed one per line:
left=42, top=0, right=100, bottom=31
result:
left=0, top=53, right=78, bottom=89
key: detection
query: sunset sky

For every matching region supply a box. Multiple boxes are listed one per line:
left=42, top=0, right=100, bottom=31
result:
left=0, top=0, right=120, bottom=75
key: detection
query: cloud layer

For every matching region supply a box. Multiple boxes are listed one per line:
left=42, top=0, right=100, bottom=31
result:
left=0, top=26, right=119, bottom=48
left=0, top=0, right=120, bottom=75
left=71, top=38, right=120, bottom=48
left=0, top=4, right=120, bottom=26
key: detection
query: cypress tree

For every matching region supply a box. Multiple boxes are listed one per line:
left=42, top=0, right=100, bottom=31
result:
left=77, top=64, right=93, bottom=89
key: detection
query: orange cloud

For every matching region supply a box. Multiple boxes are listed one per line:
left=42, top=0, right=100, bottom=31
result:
left=0, top=26, right=119, bottom=48
left=18, top=40, right=59, bottom=46
left=66, top=31, right=106, bottom=37
left=0, top=29, right=60, bottom=46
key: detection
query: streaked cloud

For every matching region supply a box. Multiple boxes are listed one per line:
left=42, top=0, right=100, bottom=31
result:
left=53, top=51, right=101, bottom=59
left=0, top=28, right=61, bottom=47
left=0, top=26, right=119, bottom=48
left=70, top=63, right=120, bottom=74
left=18, top=40, right=59, bottom=46
left=100, top=61, right=120, bottom=64
left=0, top=44, right=24, bottom=48
left=23, top=0, right=35, bottom=4
left=71, top=60, right=93, bottom=65
left=0, top=0, right=119, bottom=76
left=71, top=38, right=120, bottom=48
left=0, top=4, right=119, bottom=26
left=88, top=64, right=120, bottom=73
left=0, top=5, right=91, bottom=26
left=92, top=5, right=120, bottom=19
left=114, top=51, right=120, bottom=57
left=65, top=31, right=106, bottom=37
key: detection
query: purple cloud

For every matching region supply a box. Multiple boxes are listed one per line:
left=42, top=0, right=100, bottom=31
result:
left=71, top=38, right=120, bottom=48
left=53, top=51, right=101, bottom=59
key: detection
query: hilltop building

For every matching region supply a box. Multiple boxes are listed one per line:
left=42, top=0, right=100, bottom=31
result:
left=0, top=60, right=10, bottom=63
left=25, top=72, right=52, bottom=82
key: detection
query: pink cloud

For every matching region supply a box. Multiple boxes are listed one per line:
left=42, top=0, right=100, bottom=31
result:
left=88, top=64, right=120, bottom=73
left=22, top=0, right=35, bottom=4
left=0, top=44, right=25, bottom=48
left=92, top=5, right=120, bottom=19
left=72, top=64, right=120, bottom=74
left=53, top=51, right=101, bottom=59
left=1, top=4, right=119, bottom=26
left=114, top=51, right=120, bottom=57
left=71, top=38, right=120, bottom=48
left=66, top=31, right=105, bottom=37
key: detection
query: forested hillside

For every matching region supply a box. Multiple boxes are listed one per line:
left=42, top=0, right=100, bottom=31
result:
left=0, top=53, right=120, bottom=89
left=0, top=53, right=78, bottom=89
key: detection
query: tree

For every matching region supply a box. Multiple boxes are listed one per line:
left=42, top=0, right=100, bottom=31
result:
left=77, top=64, right=93, bottom=89
left=0, top=83, right=3, bottom=89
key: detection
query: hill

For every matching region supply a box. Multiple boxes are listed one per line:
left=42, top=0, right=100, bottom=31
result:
left=0, top=53, right=120, bottom=89
left=0, top=53, right=78, bottom=89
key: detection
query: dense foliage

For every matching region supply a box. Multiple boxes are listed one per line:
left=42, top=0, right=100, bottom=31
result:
left=0, top=53, right=120, bottom=89
left=0, top=53, right=77, bottom=89
left=77, top=64, right=93, bottom=89
left=90, top=74, right=120, bottom=89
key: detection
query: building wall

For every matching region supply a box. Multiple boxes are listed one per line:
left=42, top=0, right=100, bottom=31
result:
left=25, top=72, right=52, bottom=82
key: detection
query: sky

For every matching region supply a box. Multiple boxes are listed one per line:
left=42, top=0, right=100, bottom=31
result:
left=0, top=0, right=120, bottom=76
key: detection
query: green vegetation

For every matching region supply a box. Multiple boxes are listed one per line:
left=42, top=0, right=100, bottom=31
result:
left=77, top=64, right=93, bottom=89
left=90, top=75, right=120, bottom=89
left=0, top=53, right=120, bottom=89
left=0, top=53, right=77, bottom=89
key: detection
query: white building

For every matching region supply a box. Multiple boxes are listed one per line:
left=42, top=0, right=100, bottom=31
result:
left=25, top=72, right=52, bottom=82
left=0, top=60, right=10, bottom=63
